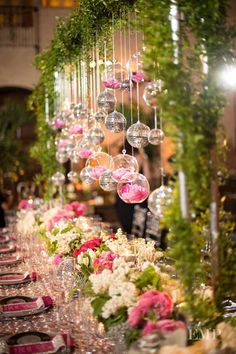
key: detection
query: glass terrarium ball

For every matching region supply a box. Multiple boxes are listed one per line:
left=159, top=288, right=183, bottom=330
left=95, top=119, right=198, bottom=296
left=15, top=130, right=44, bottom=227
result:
left=117, top=173, right=150, bottom=204
left=56, top=150, right=69, bottom=164
left=50, top=116, right=66, bottom=130
left=99, top=171, right=117, bottom=191
left=97, top=91, right=116, bottom=113
left=148, top=185, right=172, bottom=217
left=80, top=167, right=94, bottom=184
left=77, top=138, right=93, bottom=159
left=126, top=122, right=150, bottom=148
left=79, top=108, right=90, bottom=120
left=73, top=104, right=83, bottom=118
left=87, top=127, right=105, bottom=145
left=69, top=149, right=80, bottom=163
left=112, top=154, right=139, bottom=182
left=67, top=171, right=79, bottom=183
left=51, top=172, right=65, bottom=186
left=148, top=129, right=165, bottom=145
left=126, top=53, right=144, bottom=83
left=86, top=152, right=114, bottom=181
left=101, top=63, right=127, bottom=90
left=105, top=111, right=126, bottom=133
left=143, top=80, right=164, bottom=108
left=121, top=79, right=132, bottom=92
left=94, top=110, right=107, bottom=124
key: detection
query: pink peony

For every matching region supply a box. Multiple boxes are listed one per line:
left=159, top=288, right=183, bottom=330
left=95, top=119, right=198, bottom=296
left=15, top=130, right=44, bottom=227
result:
left=132, top=71, right=144, bottom=83
left=53, top=254, right=63, bottom=266
left=93, top=251, right=118, bottom=273
left=128, top=290, right=173, bottom=328
left=73, top=237, right=102, bottom=257
left=18, top=199, right=33, bottom=210
left=119, top=184, right=149, bottom=203
left=64, top=202, right=86, bottom=217
left=103, top=79, right=120, bottom=89
left=54, top=119, right=66, bottom=129
left=79, top=149, right=92, bottom=159
left=90, top=166, right=107, bottom=180
left=68, top=124, right=83, bottom=135
left=142, top=319, right=186, bottom=336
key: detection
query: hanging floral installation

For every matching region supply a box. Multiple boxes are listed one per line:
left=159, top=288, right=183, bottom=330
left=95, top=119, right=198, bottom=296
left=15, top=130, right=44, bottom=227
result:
left=29, top=0, right=236, bottom=335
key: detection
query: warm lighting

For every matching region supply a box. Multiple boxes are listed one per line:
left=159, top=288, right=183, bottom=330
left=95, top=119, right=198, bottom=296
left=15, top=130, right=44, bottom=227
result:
left=218, top=64, right=236, bottom=89
left=41, top=0, right=76, bottom=7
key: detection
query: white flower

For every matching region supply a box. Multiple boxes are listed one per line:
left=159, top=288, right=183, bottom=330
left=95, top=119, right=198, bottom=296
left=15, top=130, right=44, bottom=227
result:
left=102, top=295, right=124, bottom=319
left=89, top=269, right=113, bottom=294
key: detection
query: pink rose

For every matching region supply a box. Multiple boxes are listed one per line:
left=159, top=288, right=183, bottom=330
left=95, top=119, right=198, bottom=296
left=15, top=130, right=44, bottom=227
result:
left=93, top=251, right=118, bottom=273
left=90, top=166, right=107, bottom=180
left=112, top=167, right=133, bottom=182
left=79, top=149, right=92, bottom=159
left=103, top=79, right=120, bottom=89
left=64, top=202, right=86, bottom=217
left=53, top=254, right=63, bottom=266
left=119, top=184, right=149, bottom=203
left=142, top=319, right=186, bottom=336
left=18, top=199, right=33, bottom=210
left=73, top=237, right=102, bottom=257
left=54, top=119, right=66, bottom=129
left=68, top=124, right=83, bottom=135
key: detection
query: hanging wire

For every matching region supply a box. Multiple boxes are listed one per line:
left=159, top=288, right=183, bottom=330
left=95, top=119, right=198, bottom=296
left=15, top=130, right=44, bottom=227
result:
left=96, top=32, right=101, bottom=97
left=128, top=15, right=134, bottom=156
left=92, top=44, right=96, bottom=113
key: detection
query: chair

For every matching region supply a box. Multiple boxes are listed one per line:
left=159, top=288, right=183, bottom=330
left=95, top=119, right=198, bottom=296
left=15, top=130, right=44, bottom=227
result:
left=131, top=205, right=147, bottom=237
left=145, top=211, right=162, bottom=246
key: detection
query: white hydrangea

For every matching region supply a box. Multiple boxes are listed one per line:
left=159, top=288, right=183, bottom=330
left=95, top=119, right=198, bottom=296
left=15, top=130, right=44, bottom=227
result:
left=108, top=281, right=138, bottom=307
left=76, top=249, right=96, bottom=268
left=101, top=295, right=125, bottom=319
left=89, top=269, right=113, bottom=294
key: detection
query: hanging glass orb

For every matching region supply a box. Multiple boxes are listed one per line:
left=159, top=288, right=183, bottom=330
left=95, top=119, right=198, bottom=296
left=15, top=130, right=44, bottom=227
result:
left=121, top=79, right=132, bottom=92
left=80, top=167, right=94, bottom=184
left=50, top=116, right=66, bottom=130
left=148, top=185, right=172, bottom=217
left=117, top=173, right=150, bottom=204
left=94, top=110, right=107, bottom=124
left=126, top=53, right=144, bottom=83
left=86, top=152, right=114, bottom=181
left=51, top=172, right=65, bottom=186
left=148, top=129, right=165, bottom=145
left=68, top=124, right=83, bottom=136
left=112, top=154, right=139, bottom=182
left=105, top=111, right=126, bottom=133
left=67, top=171, right=79, bottom=183
left=69, top=149, right=80, bottom=163
left=143, top=80, right=164, bottom=108
left=99, top=171, right=117, bottom=191
left=97, top=91, right=116, bottom=112
left=56, top=150, right=69, bottom=164
left=126, top=122, right=150, bottom=148
left=79, top=108, right=90, bottom=120
left=101, top=63, right=127, bottom=90
left=73, top=104, right=83, bottom=118
left=87, top=127, right=105, bottom=145
left=77, top=137, right=93, bottom=159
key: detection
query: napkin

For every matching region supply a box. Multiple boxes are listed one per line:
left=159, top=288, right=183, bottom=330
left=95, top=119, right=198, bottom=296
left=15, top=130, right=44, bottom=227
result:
left=0, top=245, right=17, bottom=253
left=0, top=256, right=21, bottom=266
left=0, top=272, right=37, bottom=284
left=0, top=296, right=53, bottom=315
left=8, top=334, right=75, bottom=354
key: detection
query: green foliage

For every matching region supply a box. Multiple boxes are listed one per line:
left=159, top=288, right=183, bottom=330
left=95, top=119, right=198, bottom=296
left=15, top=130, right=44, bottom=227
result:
left=91, top=293, right=111, bottom=317
left=134, top=264, right=162, bottom=292
left=125, top=328, right=141, bottom=347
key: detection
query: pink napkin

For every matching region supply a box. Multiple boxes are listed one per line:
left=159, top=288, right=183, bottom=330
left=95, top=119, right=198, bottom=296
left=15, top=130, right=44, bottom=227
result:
left=0, top=296, right=53, bottom=314
left=0, top=271, right=37, bottom=284
left=0, top=256, right=21, bottom=266
left=0, top=245, right=17, bottom=253
left=8, top=333, right=75, bottom=354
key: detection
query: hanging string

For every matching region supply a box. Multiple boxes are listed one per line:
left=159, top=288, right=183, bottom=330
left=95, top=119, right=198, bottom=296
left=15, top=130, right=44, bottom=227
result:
left=128, top=16, right=134, bottom=156
left=92, top=44, right=96, bottom=113
left=70, top=66, right=74, bottom=105
left=96, top=32, right=101, bottom=98
left=154, top=107, right=157, bottom=130
left=112, top=14, right=117, bottom=104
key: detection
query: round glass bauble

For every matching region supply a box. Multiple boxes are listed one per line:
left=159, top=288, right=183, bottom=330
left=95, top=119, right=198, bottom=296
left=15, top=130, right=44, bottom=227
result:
left=105, top=111, right=126, bottom=133
left=80, top=167, right=94, bottom=184
left=86, top=152, right=114, bottom=181
left=94, top=110, right=107, bottom=124
left=143, top=80, right=163, bottom=108
left=51, top=172, right=65, bottom=186
left=126, top=122, right=150, bottom=148
left=67, top=171, right=79, bottom=183
left=117, top=173, right=150, bottom=204
left=56, top=150, right=69, bottom=164
left=126, top=53, right=144, bottom=83
left=79, top=108, right=90, bottom=120
left=148, top=129, right=165, bottom=145
left=87, top=127, right=105, bottom=145
left=69, top=149, right=80, bottom=163
left=148, top=185, right=172, bottom=217
left=97, top=91, right=116, bottom=112
left=112, top=154, right=139, bottom=182
left=99, top=171, right=117, bottom=191
left=101, top=63, right=127, bottom=90
left=121, top=79, right=132, bottom=92
left=77, top=137, right=93, bottom=159
left=73, top=104, right=83, bottom=118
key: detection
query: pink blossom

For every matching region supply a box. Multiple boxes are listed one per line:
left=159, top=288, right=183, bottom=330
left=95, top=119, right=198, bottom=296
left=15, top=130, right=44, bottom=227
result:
left=68, top=124, right=83, bottom=135
left=93, top=251, right=118, bottom=273
left=142, top=319, right=186, bottom=336
left=119, top=184, right=149, bottom=203
left=132, top=71, right=144, bottom=83
left=53, top=254, right=63, bottom=266
left=90, top=166, right=107, bottom=180
left=64, top=202, right=86, bottom=217
left=58, top=139, right=70, bottom=148
left=79, top=149, right=92, bottom=159
left=73, top=237, right=102, bottom=257
left=18, top=199, right=33, bottom=210
left=103, top=79, right=120, bottom=89
left=111, top=167, right=133, bottom=182
left=54, top=119, right=66, bottom=129
left=128, top=290, right=173, bottom=328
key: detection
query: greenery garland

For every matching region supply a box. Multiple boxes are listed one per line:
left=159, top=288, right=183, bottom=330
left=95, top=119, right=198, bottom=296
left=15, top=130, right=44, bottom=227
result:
left=30, top=0, right=236, bottom=326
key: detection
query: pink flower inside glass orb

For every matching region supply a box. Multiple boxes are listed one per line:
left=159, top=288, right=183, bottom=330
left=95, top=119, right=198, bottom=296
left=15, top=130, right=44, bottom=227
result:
left=117, top=173, right=150, bottom=203
left=68, top=124, right=83, bottom=135
left=102, top=63, right=127, bottom=90
left=112, top=154, right=139, bottom=182
left=51, top=118, right=66, bottom=130
left=127, top=53, right=145, bottom=83
left=86, top=152, right=114, bottom=181
left=79, top=149, right=92, bottom=159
